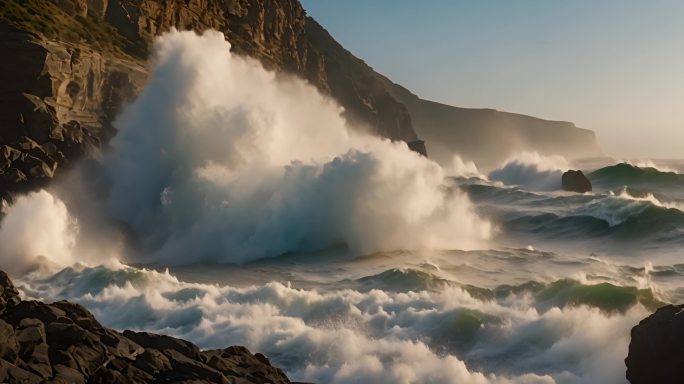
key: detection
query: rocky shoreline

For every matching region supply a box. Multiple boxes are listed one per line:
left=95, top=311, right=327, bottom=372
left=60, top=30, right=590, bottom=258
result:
left=0, top=264, right=682, bottom=383
left=0, top=270, right=304, bottom=384
left=625, top=304, right=684, bottom=384
left=0, top=0, right=602, bottom=200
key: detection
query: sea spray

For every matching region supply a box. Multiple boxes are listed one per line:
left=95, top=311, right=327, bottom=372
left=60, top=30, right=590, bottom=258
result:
left=0, top=190, right=77, bottom=275
left=488, top=152, right=569, bottom=191
left=101, top=29, right=491, bottom=264
left=14, top=261, right=655, bottom=384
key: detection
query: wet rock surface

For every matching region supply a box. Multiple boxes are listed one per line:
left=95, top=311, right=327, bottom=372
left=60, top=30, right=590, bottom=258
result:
left=561, top=170, right=592, bottom=193
left=0, top=270, right=300, bottom=383
left=625, top=304, right=684, bottom=384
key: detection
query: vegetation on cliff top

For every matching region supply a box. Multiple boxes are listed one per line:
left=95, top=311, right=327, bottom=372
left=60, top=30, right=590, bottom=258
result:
left=0, top=0, right=143, bottom=58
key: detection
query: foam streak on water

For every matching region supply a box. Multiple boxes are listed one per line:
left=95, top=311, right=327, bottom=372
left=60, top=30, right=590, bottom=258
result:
left=16, top=259, right=655, bottom=384
left=1, top=29, right=684, bottom=384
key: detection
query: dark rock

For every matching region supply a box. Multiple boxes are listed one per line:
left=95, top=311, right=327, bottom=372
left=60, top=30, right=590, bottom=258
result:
left=0, top=0, right=421, bottom=199
left=0, top=358, right=42, bottom=383
left=15, top=319, right=51, bottom=379
left=0, top=271, right=20, bottom=314
left=407, top=140, right=428, bottom=157
left=626, top=304, right=684, bottom=384
left=0, top=269, right=295, bottom=383
left=132, top=348, right=172, bottom=373
left=0, top=319, right=19, bottom=362
left=4, top=300, right=67, bottom=326
left=123, top=330, right=201, bottom=360
left=562, top=170, right=592, bottom=193
left=52, top=364, right=86, bottom=384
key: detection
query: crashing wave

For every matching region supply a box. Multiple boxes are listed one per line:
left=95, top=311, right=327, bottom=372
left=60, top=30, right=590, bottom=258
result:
left=488, top=152, right=569, bottom=191
left=589, top=163, right=684, bottom=194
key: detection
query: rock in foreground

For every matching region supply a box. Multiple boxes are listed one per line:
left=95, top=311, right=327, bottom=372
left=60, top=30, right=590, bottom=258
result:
left=561, top=170, right=592, bottom=193
left=625, top=304, right=684, bottom=384
left=0, top=270, right=298, bottom=384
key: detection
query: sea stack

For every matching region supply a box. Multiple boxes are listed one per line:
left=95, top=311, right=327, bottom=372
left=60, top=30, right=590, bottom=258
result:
left=625, top=304, right=684, bottom=384
left=561, top=170, right=592, bottom=193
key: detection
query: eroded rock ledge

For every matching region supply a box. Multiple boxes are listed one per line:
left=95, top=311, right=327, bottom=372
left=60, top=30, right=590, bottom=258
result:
left=0, top=270, right=302, bottom=384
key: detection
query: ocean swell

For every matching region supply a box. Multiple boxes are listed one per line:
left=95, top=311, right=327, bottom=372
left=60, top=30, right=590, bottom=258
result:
left=15, top=263, right=655, bottom=384
left=589, top=163, right=684, bottom=197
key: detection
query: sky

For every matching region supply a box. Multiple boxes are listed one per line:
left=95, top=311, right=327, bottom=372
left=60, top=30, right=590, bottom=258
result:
left=300, top=0, right=684, bottom=159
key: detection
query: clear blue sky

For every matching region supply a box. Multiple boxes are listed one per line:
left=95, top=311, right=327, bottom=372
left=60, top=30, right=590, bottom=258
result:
left=301, top=0, right=684, bottom=159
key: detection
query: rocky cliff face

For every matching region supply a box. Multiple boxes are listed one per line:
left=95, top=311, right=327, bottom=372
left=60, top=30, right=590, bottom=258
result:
left=102, top=1, right=416, bottom=139
left=379, top=75, right=603, bottom=170
left=0, top=0, right=602, bottom=198
left=0, top=270, right=299, bottom=383
left=0, top=0, right=417, bottom=199
left=0, top=21, right=147, bottom=197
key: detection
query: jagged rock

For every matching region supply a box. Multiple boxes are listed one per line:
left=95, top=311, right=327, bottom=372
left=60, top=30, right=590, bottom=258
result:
left=0, top=271, right=20, bottom=314
left=15, top=318, right=51, bottom=379
left=52, top=364, right=86, bottom=384
left=123, top=330, right=201, bottom=360
left=562, top=170, right=592, bottom=193
left=0, top=270, right=296, bottom=383
left=0, top=319, right=19, bottom=362
left=0, top=358, right=42, bottom=383
left=0, top=0, right=420, bottom=199
left=407, top=140, right=428, bottom=157
left=625, top=304, right=684, bottom=384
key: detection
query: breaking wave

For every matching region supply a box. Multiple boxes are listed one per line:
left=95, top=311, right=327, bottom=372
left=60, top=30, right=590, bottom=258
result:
left=0, top=29, right=490, bottom=273
left=99, top=29, right=491, bottom=264
left=464, top=181, right=684, bottom=245
left=589, top=163, right=684, bottom=196
left=488, top=152, right=569, bottom=191
left=15, top=263, right=655, bottom=384
left=0, top=28, right=682, bottom=384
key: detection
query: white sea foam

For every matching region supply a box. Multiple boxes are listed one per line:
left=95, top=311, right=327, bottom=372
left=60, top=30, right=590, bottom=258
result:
left=16, top=264, right=647, bottom=384
left=98, top=29, right=490, bottom=264
left=445, top=155, right=486, bottom=179
left=620, top=159, right=678, bottom=174
left=0, top=29, right=490, bottom=272
left=488, top=152, right=569, bottom=191
left=0, top=190, right=77, bottom=276
left=0, top=29, right=667, bottom=384
left=615, top=188, right=684, bottom=212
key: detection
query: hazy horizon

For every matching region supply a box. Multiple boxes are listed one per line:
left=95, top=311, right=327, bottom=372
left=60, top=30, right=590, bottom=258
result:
left=3, top=3, right=684, bottom=382
left=302, top=0, right=684, bottom=159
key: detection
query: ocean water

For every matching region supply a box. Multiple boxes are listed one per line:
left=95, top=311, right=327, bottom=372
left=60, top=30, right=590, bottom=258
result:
left=2, top=30, right=684, bottom=384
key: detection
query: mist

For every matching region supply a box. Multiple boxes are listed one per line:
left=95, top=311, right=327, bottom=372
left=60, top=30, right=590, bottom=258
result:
left=0, top=29, right=491, bottom=272
left=488, top=152, right=569, bottom=191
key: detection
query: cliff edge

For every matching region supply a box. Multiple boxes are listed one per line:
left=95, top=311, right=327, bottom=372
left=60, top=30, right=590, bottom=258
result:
left=0, top=0, right=416, bottom=199
left=0, top=0, right=602, bottom=198
left=379, top=75, right=602, bottom=170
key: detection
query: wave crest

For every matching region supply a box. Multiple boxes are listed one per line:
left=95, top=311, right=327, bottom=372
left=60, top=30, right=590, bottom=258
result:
left=488, top=152, right=569, bottom=191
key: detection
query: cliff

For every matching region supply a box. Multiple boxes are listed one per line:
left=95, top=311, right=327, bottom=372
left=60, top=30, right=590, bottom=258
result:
left=0, top=270, right=301, bottom=383
left=379, top=76, right=603, bottom=170
left=0, top=0, right=602, bottom=198
left=0, top=0, right=416, bottom=199
left=0, top=20, right=147, bottom=197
